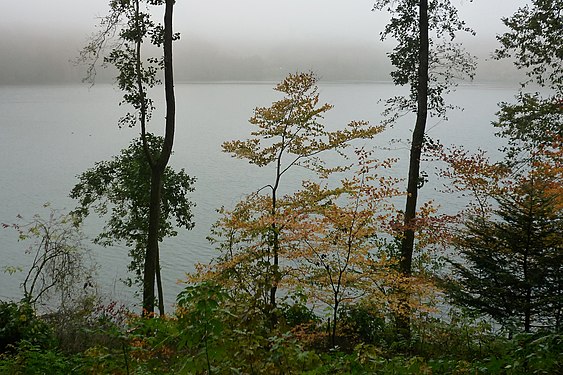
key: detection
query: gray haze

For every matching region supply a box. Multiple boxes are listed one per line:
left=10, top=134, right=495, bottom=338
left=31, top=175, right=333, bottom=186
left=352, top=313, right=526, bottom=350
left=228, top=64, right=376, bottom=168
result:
left=0, top=0, right=528, bottom=84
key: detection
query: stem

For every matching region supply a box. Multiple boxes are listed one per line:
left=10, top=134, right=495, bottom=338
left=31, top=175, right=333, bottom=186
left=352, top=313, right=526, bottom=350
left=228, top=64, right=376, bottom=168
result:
left=398, top=0, right=429, bottom=341
left=156, top=247, right=165, bottom=316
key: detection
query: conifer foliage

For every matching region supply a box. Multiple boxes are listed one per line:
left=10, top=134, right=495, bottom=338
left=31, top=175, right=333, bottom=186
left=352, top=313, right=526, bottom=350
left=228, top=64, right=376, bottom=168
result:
left=449, top=177, right=563, bottom=332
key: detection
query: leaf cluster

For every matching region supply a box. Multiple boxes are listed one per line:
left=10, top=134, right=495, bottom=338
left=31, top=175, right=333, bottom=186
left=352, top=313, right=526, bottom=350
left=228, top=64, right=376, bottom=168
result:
left=495, top=93, right=563, bottom=166
left=373, top=0, right=476, bottom=122
left=494, top=0, right=563, bottom=90
left=70, top=134, right=196, bottom=286
left=222, top=72, right=381, bottom=174
left=490, top=0, right=563, bottom=175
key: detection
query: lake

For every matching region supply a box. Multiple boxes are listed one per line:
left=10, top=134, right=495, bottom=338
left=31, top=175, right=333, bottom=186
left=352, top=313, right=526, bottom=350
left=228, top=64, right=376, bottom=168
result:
left=0, top=81, right=520, bottom=308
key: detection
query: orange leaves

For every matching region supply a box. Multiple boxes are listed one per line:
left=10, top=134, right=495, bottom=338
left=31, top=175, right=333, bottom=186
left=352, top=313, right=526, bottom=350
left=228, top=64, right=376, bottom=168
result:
left=281, top=152, right=415, bottom=318
left=528, top=135, right=563, bottom=209
left=434, top=144, right=509, bottom=193
left=432, top=131, right=563, bottom=221
left=429, top=141, right=509, bottom=218
left=196, top=73, right=453, bottom=329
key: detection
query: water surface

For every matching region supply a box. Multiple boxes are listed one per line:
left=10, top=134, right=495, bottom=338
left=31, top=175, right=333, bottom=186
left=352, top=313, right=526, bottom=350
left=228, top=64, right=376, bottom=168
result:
left=0, top=82, right=519, bottom=307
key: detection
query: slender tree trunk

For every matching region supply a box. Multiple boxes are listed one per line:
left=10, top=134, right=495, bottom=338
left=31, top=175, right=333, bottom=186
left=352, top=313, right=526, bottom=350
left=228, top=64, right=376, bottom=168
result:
left=161, top=0, right=176, bottom=165
left=143, top=169, right=162, bottom=315
left=156, top=247, right=165, bottom=316
left=269, top=187, right=279, bottom=327
left=523, top=182, right=535, bottom=333
left=397, top=0, right=429, bottom=340
left=268, top=145, right=284, bottom=326
left=142, top=0, right=176, bottom=316
left=332, top=297, right=339, bottom=347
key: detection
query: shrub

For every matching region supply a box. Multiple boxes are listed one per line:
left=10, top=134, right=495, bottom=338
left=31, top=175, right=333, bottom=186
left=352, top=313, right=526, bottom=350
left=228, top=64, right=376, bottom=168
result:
left=0, top=301, right=54, bottom=352
left=281, top=301, right=319, bottom=328
left=339, top=304, right=387, bottom=346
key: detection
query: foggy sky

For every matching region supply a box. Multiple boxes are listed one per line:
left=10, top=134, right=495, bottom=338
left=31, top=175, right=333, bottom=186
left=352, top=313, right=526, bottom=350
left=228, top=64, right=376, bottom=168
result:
left=0, top=0, right=529, bottom=84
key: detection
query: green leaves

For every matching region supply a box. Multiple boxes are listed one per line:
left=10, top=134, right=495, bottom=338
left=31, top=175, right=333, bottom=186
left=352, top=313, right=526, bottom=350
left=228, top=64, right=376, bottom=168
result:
left=449, top=178, right=563, bottom=332
left=176, top=282, right=229, bottom=373
left=70, top=134, right=196, bottom=287
left=494, top=92, right=563, bottom=164
left=495, top=0, right=563, bottom=90
left=374, top=0, right=476, bottom=122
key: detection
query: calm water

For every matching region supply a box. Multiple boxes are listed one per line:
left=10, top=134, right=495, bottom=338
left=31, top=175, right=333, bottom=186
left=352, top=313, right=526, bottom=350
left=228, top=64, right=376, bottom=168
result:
left=0, top=82, right=519, bottom=307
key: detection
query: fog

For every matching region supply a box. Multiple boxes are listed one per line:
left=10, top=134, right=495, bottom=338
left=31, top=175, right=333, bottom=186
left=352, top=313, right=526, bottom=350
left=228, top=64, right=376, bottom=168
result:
left=0, top=0, right=527, bottom=85
left=0, top=31, right=523, bottom=85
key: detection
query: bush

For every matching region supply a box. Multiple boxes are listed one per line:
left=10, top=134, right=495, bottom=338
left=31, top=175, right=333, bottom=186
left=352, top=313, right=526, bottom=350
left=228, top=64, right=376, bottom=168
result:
left=489, top=332, right=563, bottom=374
left=1, top=342, right=82, bottom=375
left=44, top=298, right=128, bottom=353
left=0, top=301, right=54, bottom=352
left=339, top=304, right=387, bottom=346
left=281, top=301, right=319, bottom=328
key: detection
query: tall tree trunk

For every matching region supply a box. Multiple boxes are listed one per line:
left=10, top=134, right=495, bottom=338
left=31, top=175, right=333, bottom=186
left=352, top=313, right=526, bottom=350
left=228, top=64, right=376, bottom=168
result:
left=161, top=0, right=176, bottom=166
left=142, top=0, right=176, bottom=315
left=268, top=146, right=284, bottom=327
left=397, top=0, right=429, bottom=340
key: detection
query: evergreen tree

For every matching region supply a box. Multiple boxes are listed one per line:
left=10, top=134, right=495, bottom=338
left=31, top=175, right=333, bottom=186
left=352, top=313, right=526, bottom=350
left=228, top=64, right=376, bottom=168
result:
left=449, top=178, right=563, bottom=333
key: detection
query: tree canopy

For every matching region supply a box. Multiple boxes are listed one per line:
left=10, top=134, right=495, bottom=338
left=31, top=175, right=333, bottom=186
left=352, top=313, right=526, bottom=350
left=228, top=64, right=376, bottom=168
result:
left=71, top=134, right=195, bottom=289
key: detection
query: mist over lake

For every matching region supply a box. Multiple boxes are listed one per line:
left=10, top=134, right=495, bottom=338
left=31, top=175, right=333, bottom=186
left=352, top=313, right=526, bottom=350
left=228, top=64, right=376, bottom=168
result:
left=0, top=81, right=520, bottom=307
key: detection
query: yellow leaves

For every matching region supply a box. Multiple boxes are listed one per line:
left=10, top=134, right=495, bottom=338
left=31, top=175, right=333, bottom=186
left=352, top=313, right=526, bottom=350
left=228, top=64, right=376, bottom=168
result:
left=221, top=139, right=274, bottom=167
left=352, top=254, right=439, bottom=318
left=223, top=72, right=380, bottom=179
left=275, top=71, right=317, bottom=97
left=201, top=72, right=453, bottom=323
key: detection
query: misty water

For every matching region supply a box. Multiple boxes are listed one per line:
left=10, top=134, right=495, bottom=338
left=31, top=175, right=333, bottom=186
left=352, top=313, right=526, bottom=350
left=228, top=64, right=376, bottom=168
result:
left=0, top=82, right=518, bottom=309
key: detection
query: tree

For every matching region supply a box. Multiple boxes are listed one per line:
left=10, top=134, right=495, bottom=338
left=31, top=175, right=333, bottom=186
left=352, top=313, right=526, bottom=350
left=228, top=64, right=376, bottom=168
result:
left=372, top=0, right=475, bottom=337
left=203, top=192, right=289, bottom=316
left=494, top=0, right=563, bottom=91
left=285, top=149, right=403, bottom=346
left=208, top=72, right=380, bottom=324
left=438, top=0, right=563, bottom=328
left=493, top=0, right=563, bottom=167
left=70, top=134, right=195, bottom=314
left=79, top=0, right=180, bottom=315
left=449, top=175, right=563, bottom=333
left=2, top=205, right=96, bottom=312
